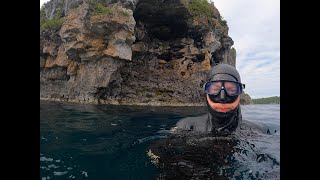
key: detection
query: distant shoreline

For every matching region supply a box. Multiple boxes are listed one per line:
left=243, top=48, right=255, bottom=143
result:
left=40, top=98, right=206, bottom=107
left=252, top=96, right=280, bottom=104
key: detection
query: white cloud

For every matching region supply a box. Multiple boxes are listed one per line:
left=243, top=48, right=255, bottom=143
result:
left=212, top=0, right=280, bottom=98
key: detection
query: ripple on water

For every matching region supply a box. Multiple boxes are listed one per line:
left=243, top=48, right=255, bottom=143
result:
left=40, top=154, right=89, bottom=179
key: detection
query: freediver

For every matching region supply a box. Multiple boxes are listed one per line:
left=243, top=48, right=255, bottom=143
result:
left=147, top=63, right=280, bottom=179
left=174, top=63, right=245, bottom=134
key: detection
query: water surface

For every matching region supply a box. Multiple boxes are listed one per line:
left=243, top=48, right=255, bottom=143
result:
left=40, top=101, right=280, bottom=180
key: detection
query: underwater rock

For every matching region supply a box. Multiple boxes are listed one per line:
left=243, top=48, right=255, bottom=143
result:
left=147, top=121, right=280, bottom=179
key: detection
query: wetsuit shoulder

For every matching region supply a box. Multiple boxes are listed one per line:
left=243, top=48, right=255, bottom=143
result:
left=175, top=114, right=210, bottom=132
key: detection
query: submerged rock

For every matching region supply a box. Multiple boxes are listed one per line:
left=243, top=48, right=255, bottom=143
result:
left=147, top=121, right=280, bottom=179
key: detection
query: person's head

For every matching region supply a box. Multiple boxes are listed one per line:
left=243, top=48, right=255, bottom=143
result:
left=203, top=63, right=245, bottom=132
left=204, top=63, right=245, bottom=112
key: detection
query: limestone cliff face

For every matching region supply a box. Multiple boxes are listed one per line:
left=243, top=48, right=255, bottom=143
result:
left=240, top=91, right=253, bottom=105
left=40, top=0, right=251, bottom=105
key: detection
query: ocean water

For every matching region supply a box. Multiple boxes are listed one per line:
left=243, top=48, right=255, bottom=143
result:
left=40, top=101, right=280, bottom=180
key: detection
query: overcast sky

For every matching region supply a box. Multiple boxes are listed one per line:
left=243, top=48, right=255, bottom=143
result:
left=212, top=0, right=280, bottom=98
left=40, top=0, right=280, bottom=99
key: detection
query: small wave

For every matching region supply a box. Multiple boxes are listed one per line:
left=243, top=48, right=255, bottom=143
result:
left=41, top=176, right=51, bottom=180
left=48, top=164, right=59, bottom=169
left=40, top=157, right=53, bottom=162
left=53, top=171, right=68, bottom=176
left=134, top=129, right=171, bottom=144
left=136, top=135, right=167, bottom=144
left=81, top=171, right=88, bottom=177
left=69, top=175, right=76, bottom=178
left=156, top=129, right=171, bottom=134
left=40, top=166, right=50, bottom=171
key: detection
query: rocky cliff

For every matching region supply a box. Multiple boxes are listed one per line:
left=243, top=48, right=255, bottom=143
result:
left=40, top=0, right=251, bottom=105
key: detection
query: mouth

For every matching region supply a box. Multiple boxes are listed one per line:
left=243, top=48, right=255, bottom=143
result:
left=216, top=108, right=230, bottom=112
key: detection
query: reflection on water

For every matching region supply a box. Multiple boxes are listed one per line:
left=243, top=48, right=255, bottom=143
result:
left=40, top=101, right=279, bottom=179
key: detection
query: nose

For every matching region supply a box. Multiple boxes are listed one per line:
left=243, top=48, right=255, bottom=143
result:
left=220, top=89, right=225, bottom=100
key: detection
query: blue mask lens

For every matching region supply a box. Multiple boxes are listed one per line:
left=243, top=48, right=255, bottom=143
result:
left=204, top=81, right=244, bottom=96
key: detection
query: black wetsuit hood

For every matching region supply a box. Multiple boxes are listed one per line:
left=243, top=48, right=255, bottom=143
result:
left=206, top=64, right=243, bottom=133
left=206, top=101, right=242, bottom=133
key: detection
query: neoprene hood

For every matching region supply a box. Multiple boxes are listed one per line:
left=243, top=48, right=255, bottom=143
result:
left=206, top=63, right=243, bottom=132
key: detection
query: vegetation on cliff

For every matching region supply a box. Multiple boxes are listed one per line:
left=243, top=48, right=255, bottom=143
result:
left=93, top=2, right=130, bottom=16
left=252, top=96, right=280, bottom=104
left=40, top=16, right=64, bottom=30
left=187, top=0, right=214, bottom=18
left=219, top=16, right=227, bottom=26
left=182, top=0, right=227, bottom=26
left=40, top=3, right=64, bottom=30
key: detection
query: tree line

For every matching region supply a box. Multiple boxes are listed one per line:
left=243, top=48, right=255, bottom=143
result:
left=252, top=96, right=280, bottom=104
